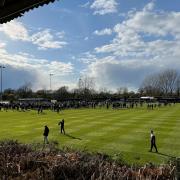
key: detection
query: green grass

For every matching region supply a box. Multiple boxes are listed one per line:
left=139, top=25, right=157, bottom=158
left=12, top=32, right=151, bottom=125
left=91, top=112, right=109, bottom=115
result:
left=0, top=104, right=180, bottom=165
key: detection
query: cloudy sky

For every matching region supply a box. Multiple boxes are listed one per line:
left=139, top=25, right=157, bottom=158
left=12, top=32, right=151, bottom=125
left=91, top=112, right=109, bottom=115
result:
left=0, top=0, right=180, bottom=91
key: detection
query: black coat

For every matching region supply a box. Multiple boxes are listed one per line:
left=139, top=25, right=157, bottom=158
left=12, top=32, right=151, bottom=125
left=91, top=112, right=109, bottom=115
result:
left=43, top=126, right=49, bottom=136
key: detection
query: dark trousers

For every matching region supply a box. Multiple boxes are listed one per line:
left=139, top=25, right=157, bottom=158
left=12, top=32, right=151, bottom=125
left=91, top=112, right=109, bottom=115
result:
left=61, top=127, right=65, bottom=134
left=150, top=142, right=158, bottom=152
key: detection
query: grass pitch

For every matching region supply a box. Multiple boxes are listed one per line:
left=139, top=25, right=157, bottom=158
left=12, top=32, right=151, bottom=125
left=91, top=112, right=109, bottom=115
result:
left=0, top=104, right=180, bottom=164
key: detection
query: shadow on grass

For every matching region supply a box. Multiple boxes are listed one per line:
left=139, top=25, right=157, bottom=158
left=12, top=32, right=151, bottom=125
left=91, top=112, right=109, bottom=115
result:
left=150, top=151, right=176, bottom=159
left=65, top=133, right=82, bottom=140
left=157, top=152, right=176, bottom=159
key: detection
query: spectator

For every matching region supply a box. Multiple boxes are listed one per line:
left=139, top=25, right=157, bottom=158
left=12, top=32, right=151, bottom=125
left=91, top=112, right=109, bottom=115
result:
left=43, top=125, right=49, bottom=144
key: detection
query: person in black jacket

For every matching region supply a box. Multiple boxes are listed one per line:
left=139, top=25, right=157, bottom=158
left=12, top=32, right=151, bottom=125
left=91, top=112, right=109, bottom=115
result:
left=58, top=119, right=65, bottom=134
left=43, top=125, right=49, bottom=144
left=149, top=130, right=158, bottom=153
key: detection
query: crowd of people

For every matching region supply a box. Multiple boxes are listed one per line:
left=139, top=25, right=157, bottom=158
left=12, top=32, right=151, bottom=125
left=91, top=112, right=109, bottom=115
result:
left=0, top=99, right=175, bottom=113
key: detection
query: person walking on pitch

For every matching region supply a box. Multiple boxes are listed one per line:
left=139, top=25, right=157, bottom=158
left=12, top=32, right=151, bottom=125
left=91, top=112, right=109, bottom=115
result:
left=58, top=119, right=65, bottom=134
left=149, top=130, right=158, bottom=153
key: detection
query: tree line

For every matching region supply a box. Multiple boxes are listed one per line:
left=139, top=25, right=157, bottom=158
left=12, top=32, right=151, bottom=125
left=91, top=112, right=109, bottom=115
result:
left=139, top=69, right=180, bottom=97
left=2, top=69, right=180, bottom=101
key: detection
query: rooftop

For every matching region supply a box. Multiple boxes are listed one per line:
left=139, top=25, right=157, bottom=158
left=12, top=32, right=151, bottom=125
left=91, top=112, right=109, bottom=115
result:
left=0, top=0, right=56, bottom=24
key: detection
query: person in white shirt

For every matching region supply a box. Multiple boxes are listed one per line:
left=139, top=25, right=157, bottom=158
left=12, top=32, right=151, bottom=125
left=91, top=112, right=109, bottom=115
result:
left=149, top=130, right=158, bottom=153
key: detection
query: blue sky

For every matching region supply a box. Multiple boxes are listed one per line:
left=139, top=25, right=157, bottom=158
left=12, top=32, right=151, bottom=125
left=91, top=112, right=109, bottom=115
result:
left=0, top=0, right=180, bottom=91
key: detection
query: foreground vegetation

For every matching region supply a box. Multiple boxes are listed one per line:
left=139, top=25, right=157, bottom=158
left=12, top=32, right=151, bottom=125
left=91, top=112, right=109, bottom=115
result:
left=0, top=104, right=180, bottom=164
left=0, top=140, right=176, bottom=180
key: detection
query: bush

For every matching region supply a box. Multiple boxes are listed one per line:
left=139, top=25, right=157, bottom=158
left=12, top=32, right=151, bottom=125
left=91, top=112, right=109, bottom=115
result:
left=0, top=140, right=176, bottom=179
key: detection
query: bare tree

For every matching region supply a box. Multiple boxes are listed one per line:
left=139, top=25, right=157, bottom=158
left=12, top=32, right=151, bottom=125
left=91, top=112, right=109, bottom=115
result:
left=140, top=69, right=179, bottom=97
left=175, top=75, right=180, bottom=97
left=139, top=73, right=160, bottom=96
left=158, top=69, right=178, bottom=96
left=77, top=76, right=96, bottom=99
left=78, top=76, right=95, bottom=91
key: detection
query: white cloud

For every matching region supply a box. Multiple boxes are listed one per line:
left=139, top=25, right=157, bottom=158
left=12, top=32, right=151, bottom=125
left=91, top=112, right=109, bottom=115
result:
left=125, top=2, right=180, bottom=38
left=79, top=52, right=98, bottom=64
left=0, top=47, right=74, bottom=90
left=143, top=1, right=155, bottom=12
left=80, top=2, right=90, bottom=8
left=90, top=0, right=118, bottom=15
left=0, top=21, right=29, bottom=41
left=94, top=28, right=112, bottom=36
left=81, top=2, right=180, bottom=91
left=1, top=2, right=180, bottom=91
left=84, top=37, right=89, bottom=41
left=56, top=31, right=65, bottom=39
left=31, top=29, right=67, bottom=50
left=0, top=21, right=67, bottom=50
left=0, top=42, right=6, bottom=48
left=83, top=55, right=180, bottom=91
left=47, top=61, right=73, bottom=75
left=94, top=2, right=180, bottom=58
